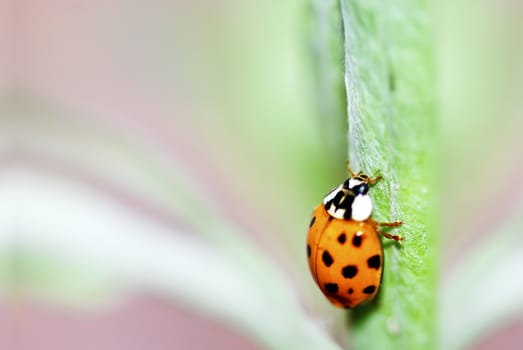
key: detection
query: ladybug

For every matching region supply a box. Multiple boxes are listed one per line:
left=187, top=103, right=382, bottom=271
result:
left=306, top=161, right=403, bottom=308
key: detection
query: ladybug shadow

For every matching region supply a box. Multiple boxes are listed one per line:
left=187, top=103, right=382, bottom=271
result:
left=346, top=239, right=403, bottom=325
left=382, top=239, right=404, bottom=250
left=347, top=302, right=372, bottom=326
left=346, top=282, right=382, bottom=326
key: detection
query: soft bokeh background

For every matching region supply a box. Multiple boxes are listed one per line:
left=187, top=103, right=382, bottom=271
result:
left=1, top=0, right=522, bottom=349
left=438, top=1, right=523, bottom=348
left=3, top=1, right=339, bottom=349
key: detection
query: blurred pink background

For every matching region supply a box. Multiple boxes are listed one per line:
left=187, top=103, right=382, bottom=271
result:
left=4, top=1, right=319, bottom=349
left=4, top=1, right=265, bottom=349
left=3, top=0, right=523, bottom=349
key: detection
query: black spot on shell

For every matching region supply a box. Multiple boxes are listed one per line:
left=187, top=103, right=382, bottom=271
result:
left=363, top=285, right=376, bottom=294
left=324, top=283, right=338, bottom=294
left=307, top=244, right=311, bottom=257
left=337, top=233, right=346, bottom=244
left=348, top=288, right=354, bottom=294
left=322, top=251, right=334, bottom=267
left=342, top=265, right=358, bottom=278
left=309, top=216, right=316, bottom=228
left=367, top=254, right=381, bottom=269
left=352, top=234, right=362, bottom=247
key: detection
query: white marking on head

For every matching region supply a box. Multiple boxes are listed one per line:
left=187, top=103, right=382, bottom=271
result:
left=351, top=194, right=373, bottom=221
left=323, top=185, right=348, bottom=219
left=348, top=178, right=363, bottom=189
left=332, top=207, right=346, bottom=219
left=323, top=185, right=342, bottom=205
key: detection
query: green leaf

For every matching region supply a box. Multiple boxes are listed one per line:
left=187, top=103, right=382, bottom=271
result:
left=339, top=0, right=438, bottom=349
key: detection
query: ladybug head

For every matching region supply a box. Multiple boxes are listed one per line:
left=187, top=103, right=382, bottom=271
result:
left=342, top=174, right=370, bottom=196
left=344, top=161, right=382, bottom=187
left=322, top=162, right=379, bottom=221
left=352, top=182, right=370, bottom=195
left=354, top=172, right=370, bottom=183
left=324, top=173, right=375, bottom=221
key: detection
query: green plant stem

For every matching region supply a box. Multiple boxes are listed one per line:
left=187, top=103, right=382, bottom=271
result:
left=339, top=0, right=438, bottom=349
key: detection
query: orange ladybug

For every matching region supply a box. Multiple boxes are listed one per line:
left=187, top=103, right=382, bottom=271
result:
left=306, top=162, right=403, bottom=308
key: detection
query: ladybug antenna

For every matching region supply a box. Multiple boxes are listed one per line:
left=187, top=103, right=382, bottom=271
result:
left=346, top=160, right=382, bottom=185
left=345, top=160, right=357, bottom=177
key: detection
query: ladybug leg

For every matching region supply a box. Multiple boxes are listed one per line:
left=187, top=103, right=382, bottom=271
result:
left=379, top=231, right=403, bottom=241
left=377, top=221, right=403, bottom=228
left=368, top=174, right=382, bottom=185
left=377, top=221, right=403, bottom=241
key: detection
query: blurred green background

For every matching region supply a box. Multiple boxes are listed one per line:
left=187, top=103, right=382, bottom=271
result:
left=1, top=0, right=522, bottom=349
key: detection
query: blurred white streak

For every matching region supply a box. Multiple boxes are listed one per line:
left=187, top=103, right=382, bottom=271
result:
left=441, top=198, right=523, bottom=350
left=1, top=167, right=341, bottom=350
